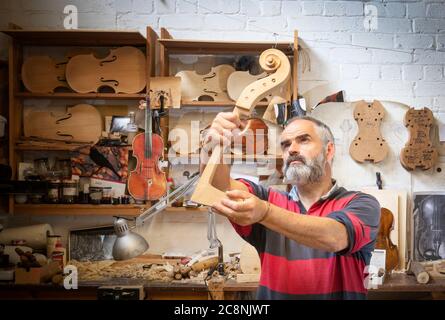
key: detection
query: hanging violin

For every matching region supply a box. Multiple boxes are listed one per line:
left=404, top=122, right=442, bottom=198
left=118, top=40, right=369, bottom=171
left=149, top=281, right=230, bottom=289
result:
left=127, top=95, right=167, bottom=201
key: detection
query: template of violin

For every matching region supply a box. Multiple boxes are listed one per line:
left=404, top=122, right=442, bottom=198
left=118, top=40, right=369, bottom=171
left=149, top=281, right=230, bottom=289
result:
left=24, top=104, right=102, bottom=143
left=349, top=100, right=389, bottom=163
left=191, top=49, right=291, bottom=206
left=66, top=46, right=146, bottom=94
left=227, top=71, right=291, bottom=103
left=175, top=64, right=235, bottom=102
left=400, top=107, right=438, bottom=171
left=22, top=56, right=70, bottom=93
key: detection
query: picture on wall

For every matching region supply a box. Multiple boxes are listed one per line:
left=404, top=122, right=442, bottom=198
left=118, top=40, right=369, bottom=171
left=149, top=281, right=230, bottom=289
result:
left=413, top=193, right=445, bottom=261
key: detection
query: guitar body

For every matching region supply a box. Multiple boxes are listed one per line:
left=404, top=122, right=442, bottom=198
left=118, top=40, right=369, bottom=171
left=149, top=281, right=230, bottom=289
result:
left=66, top=46, right=146, bottom=94
left=128, top=133, right=167, bottom=201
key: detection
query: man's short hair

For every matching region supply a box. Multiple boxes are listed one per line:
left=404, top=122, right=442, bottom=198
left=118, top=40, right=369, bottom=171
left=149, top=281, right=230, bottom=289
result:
left=285, top=116, right=335, bottom=148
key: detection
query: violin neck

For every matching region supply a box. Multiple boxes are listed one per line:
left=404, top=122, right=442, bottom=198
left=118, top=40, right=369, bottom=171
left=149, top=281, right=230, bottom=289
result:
left=145, top=96, right=152, bottom=158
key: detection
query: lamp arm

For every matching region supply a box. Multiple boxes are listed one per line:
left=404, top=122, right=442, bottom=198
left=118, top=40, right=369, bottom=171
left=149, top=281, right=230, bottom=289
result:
left=135, top=172, right=200, bottom=227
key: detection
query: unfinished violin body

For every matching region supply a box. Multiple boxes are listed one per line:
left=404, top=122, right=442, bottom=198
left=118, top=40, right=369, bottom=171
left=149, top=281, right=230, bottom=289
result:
left=375, top=208, right=400, bottom=272
left=349, top=100, right=389, bottom=163
left=22, top=56, right=70, bottom=93
left=24, top=104, right=102, bottom=143
left=175, top=64, right=235, bottom=102
left=66, top=46, right=146, bottom=94
left=400, top=107, right=438, bottom=171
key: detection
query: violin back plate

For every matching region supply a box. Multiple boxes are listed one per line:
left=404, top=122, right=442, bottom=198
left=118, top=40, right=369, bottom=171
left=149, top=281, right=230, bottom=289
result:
left=66, top=46, right=146, bottom=94
left=22, top=56, right=69, bottom=93
left=24, top=103, right=102, bottom=143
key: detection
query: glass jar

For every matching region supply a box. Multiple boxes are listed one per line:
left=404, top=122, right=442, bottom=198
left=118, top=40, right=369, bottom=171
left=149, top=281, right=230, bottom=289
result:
left=89, top=187, right=103, bottom=205
left=101, top=187, right=112, bottom=204
left=47, top=180, right=61, bottom=204
left=56, top=159, right=72, bottom=180
left=62, top=180, right=78, bottom=204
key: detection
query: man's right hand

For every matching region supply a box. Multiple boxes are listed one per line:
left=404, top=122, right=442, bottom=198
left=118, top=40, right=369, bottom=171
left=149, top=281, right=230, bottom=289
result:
left=201, top=111, right=244, bottom=153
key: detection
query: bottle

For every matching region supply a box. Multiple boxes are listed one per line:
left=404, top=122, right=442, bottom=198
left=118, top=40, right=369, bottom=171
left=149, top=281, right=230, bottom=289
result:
left=47, top=180, right=61, bottom=204
left=62, top=179, right=78, bottom=204
left=51, top=241, right=66, bottom=269
left=126, top=111, right=138, bottom=144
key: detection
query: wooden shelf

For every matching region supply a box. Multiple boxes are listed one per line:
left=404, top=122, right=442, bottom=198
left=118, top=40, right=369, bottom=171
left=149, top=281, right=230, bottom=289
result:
left=12, top=204, right=207, bottom=216
left=172, top=153, right=283, bottom=163
left=158, top=39, right=293, bottom=55
left=180, top=100, right=269, bottom=107
left=1, top=29, right=146, bottom=46
left=15, top=92, right=145, bottom=100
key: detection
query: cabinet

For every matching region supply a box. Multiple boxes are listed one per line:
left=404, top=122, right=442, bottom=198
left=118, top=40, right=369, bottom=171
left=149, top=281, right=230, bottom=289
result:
left=2, top=27, right=157, bottom=215
left=1, top=27, right=299, bottom=217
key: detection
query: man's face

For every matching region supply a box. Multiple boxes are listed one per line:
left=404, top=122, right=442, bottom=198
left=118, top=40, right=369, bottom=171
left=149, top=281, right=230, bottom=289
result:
left=280, top=120, right=329, bottom=185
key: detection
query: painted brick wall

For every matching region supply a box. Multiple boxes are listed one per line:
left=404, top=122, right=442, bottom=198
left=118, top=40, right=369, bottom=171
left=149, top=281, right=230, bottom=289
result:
left=0, top=0, right=444, bottom=110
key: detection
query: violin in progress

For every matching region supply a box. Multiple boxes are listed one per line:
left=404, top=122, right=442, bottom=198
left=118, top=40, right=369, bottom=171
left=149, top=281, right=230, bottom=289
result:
left=23, top=103, right=102, bottom=143
left=21, top=56, right=70, bottom=93
left=175, top=64, right=235, bottom=102
left=66, top=46, right=146, bottom=94
left=375, top=208, right=400, bottom=272
left=127, top=95, right=167, bottom=201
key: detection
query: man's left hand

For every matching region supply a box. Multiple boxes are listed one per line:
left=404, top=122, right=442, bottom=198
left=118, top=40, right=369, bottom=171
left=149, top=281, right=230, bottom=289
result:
left=212, top=189, right=269, bottom=226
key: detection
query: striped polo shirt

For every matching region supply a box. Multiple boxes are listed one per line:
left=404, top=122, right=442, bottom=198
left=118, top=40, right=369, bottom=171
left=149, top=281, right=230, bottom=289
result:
left=232, top=179, right=381, bottom=300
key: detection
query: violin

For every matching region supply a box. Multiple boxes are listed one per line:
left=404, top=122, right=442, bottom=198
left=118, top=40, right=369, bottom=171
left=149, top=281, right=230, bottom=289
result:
left=375, top=208, right=399, bottom=272
left=127, top=95, right=167, bottom=201
left=66, top=46, right=146, bottom=94
left=416, top=195, right=445, bottom=261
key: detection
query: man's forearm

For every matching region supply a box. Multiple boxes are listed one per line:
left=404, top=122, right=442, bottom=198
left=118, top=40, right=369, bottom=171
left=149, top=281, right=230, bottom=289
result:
left=261, top=203, right=349, bottom=253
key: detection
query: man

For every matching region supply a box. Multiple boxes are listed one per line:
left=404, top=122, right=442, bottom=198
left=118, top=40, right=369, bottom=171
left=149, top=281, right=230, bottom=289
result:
left=200, top=112, right=381, bottom=300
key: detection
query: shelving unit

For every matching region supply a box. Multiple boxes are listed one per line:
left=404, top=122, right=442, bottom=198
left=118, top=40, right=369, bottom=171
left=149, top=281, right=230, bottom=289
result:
left=2, top=27, right=158, bottom=215
left=2, top=27, right=298, bottom=217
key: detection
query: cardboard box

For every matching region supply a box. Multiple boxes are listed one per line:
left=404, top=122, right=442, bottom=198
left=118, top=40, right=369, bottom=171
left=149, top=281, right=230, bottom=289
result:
left=15, top=262, right=60, bottom=284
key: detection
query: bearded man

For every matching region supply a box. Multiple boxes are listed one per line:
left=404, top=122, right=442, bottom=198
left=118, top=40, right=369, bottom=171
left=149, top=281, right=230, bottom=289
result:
left=200, top=114, right=381, bottom=300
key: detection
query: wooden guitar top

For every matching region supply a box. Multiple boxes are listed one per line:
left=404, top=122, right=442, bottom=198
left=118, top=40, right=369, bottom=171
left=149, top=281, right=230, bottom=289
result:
left=24, top=104, right=102, bottom=143
left=22, top=56, right=69, bottom=93
left=400, top=107, right=438, bottom=171
left=66, top=46, right=146, bottom=94
left=349, top=100, right=389, bottom=163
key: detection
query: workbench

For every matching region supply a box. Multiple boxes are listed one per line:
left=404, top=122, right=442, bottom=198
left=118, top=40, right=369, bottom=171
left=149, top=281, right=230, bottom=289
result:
left=1, top=274, right=444, bottom=300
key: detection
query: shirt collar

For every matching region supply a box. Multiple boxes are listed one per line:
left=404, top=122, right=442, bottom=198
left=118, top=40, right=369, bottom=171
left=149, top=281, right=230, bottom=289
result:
left=289, top=179, right=339, bottom=202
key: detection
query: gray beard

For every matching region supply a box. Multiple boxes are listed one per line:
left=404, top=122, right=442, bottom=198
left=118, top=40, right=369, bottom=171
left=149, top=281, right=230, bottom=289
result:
left=283, top=151, right=326, bottom=185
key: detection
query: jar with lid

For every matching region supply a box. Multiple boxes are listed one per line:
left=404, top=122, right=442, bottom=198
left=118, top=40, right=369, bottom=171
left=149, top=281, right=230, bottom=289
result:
left=47, top=180, right=61, bottom=204
left=62, top=180, right=78, bottom=204
left=101, top=187, right=112, bottom=204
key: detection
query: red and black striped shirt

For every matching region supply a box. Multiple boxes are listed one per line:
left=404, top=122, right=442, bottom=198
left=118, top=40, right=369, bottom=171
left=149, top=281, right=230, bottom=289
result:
left=232, top=179, right=381, bottom=300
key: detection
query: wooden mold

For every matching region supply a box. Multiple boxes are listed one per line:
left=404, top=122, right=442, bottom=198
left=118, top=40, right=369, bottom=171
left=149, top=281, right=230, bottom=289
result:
left=400, top=107, right=438, bottom=171
left=349, top=100, right=389, bottom=163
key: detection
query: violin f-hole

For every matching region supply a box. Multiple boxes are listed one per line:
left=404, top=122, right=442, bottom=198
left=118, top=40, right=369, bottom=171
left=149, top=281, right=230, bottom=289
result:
left=100, top=77, right=119, bottom=87
left=99, top=55, right=117, bottom=66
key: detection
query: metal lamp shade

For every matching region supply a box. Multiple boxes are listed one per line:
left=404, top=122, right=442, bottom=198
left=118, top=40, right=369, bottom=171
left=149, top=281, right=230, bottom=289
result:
left=112, top=218, right=149, bottom=261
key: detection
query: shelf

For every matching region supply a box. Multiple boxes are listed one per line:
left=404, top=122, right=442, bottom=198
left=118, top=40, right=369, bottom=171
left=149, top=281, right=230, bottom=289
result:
left=172, top=153, right=283, bottom=163
left=159, top=39, right=293, bottom=55
left=12, top=204, right=207, bottom=216
left=180, top=100, right=270, bottom=107
left=15, top=92, right=145, bottom=100
left=1, top=29, right=146, bottom=46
